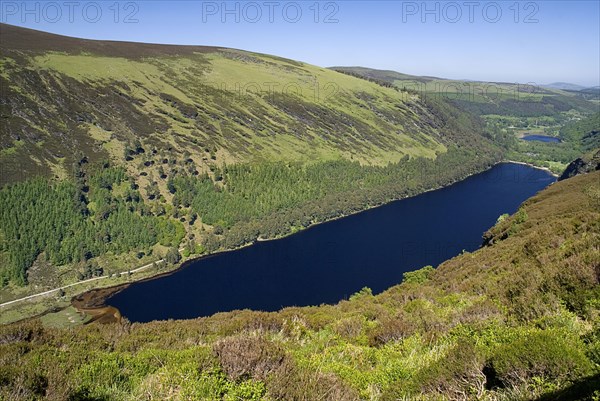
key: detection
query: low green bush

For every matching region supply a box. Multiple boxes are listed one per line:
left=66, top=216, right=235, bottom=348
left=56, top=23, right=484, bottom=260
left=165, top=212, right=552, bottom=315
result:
left=489, top=328, right=594, bottom=388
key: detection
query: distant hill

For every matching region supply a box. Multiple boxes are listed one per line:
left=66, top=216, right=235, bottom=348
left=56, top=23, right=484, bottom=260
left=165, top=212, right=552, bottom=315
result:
left=582, top=86, right=600, bottom=93
left=543, top=83, right=600, bottom=101
left=331, top=66, right=598, bottom=118
left=575, top=86, right=600, bottom=101
left=543, top=82, right=586, bottom=91
left=330, top=66, right=438, bottom=84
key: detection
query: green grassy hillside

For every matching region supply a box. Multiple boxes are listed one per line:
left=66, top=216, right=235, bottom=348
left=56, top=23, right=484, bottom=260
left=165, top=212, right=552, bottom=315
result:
left=0, top=23, right=472, bottom=186
left=0, top=24, right=502, bottom=301
left=1, top=170, right=598, bottom=401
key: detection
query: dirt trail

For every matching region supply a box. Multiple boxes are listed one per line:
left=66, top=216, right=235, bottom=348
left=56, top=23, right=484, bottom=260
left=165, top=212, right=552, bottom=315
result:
left=1, top=248, right=184, bottom=309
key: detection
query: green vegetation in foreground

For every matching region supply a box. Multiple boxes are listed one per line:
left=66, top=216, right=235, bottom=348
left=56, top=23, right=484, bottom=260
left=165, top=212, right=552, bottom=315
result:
left=1, top=171, right=598, bottom=401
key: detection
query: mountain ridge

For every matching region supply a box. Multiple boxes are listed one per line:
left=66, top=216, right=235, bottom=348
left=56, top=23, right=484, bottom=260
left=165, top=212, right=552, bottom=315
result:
left=1, top=23, right=497, bottom=186
left=0, top=23, right=222, bottom=57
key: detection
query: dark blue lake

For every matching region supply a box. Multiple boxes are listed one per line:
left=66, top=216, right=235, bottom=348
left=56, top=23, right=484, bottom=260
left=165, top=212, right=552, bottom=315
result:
left=521, top=134, right=561, bottom=143
left=107, top=163, right=555, bottom=323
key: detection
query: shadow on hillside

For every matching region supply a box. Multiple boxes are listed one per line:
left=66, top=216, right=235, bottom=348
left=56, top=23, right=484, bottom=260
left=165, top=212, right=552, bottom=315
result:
left=533, top=373, right=600, bottom=401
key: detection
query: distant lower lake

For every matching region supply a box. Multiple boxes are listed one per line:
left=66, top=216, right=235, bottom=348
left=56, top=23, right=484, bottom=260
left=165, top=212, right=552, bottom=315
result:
left=521, top=134, right=561, bottom=143
left=107, top=163, right=555, bottom=323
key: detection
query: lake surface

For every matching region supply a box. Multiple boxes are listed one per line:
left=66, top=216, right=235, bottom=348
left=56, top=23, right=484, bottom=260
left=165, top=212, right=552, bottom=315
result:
left=107, top=163, right=555, bottom=323
left=521, top=134, right=561, bottom=143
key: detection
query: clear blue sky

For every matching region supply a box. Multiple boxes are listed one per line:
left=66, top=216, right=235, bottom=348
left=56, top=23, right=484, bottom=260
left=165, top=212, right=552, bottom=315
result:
left=2, top=1, right=599, bottom=86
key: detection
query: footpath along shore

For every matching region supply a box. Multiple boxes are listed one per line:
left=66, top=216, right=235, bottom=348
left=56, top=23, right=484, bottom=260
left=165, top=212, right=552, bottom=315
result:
left=0, top=248, right=185, bottom=308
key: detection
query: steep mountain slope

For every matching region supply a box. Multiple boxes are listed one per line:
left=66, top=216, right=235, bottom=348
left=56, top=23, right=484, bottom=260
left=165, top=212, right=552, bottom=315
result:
left=0, top=23, right=490, bottom=186
left=559, top=149, right=600, bottom=180
left=0, top=24, right=502, bottom=294
left=1, top=170, right=598, bottom=401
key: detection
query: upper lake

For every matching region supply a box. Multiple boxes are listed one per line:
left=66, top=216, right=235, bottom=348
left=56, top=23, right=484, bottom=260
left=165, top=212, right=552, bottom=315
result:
left=107, top=163, right=556, bottom=323
left=521, top=134, right=562, bottom=143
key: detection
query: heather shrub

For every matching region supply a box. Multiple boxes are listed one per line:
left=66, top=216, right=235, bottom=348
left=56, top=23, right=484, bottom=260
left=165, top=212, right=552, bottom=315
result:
left=213, top=335, right=285, bottom=381
left=489, top=328, right=594, bottom=388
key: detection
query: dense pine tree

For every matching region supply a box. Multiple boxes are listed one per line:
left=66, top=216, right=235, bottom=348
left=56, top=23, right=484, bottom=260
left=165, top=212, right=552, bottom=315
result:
left=0, top=166, right=184, bottom=286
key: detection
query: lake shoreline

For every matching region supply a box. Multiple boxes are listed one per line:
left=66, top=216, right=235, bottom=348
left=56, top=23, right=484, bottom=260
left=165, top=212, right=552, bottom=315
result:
left=255, top=159, right=557, bottom=243
left=74, top=159, right=556, bottom=321
left=2, top=159, right=553, bottom=324
left=502, top=160, right=559, bottom=177
left=107, top=161, right=556, bottom=323
left=70, top=160, right=501, bottom=316
left=520, top=134, right=562, bottom=143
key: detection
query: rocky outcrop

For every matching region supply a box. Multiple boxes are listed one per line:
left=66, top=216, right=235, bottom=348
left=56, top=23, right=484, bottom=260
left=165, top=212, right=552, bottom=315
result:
left=559, top=150, right=600, bottom=181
